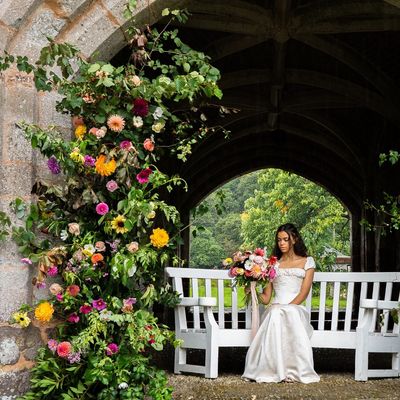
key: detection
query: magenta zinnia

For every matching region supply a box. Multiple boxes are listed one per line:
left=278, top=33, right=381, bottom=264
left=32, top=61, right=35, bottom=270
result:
left=136, top=168, right=152, bottom=184
left=92, top=298, right=107, bottom=311
left=96, top=202, right=109, bottom=215
left=105, top=343, right=119, bottom=356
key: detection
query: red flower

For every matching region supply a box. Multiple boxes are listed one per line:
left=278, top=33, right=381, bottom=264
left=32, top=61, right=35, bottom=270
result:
left=67, top=313, right=80, bottom=323
left=254, top=248, right=264, bottom=256
left=133, top=98, right=149, bottom=117
left=268, top=256, right=278, bottom=266
left=57, top=341, right=72, bottom=358
left=136, top=168, right=152, bottom=184
left=79, top=305, right=92, bottom=314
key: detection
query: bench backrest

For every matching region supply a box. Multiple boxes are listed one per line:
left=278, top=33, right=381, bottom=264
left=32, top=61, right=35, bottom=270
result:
left=165, top=268, right=400, bottom=334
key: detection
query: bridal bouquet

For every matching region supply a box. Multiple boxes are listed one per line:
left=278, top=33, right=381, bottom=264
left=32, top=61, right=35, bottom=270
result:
left=227, top=248, right=278, bottom=286
left=225, top=248, right=278, bottom=338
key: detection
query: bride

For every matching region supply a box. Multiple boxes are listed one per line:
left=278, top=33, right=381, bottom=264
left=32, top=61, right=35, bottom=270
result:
left=242, top=223, right=320, bottom=384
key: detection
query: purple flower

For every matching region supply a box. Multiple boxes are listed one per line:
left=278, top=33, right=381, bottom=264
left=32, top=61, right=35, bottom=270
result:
left=84, top=155, right=96, bottom=167
left=95, top=202, right=109, bottom=215
left=36, top=281, right=46, bottom=289
left=92, top=298, right=107, bottom=311
left=124, top=297, right=137, bottom=306
left=106, top=180, right=119, bottom=192
left=105, top=343, right=119, bottom=356
left=136, top=168, right=152, bottom=184
left=56, top=293, right=63, bottom=302
left=67, top=351, right=81, bottom=364
left=106, top=240, right=120, bottom=253
left=21, top=258, right=32, bottom=265
left=47, top=265, right=58, bottom=277
left=47, top=339, right=58, bottom=353
left=47, top=156, right=61, bottom=174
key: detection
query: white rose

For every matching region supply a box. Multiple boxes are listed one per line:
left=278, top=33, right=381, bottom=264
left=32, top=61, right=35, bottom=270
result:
left=152, top=121, right=165, bottom=133
left=133, top=116, right=143, bottom=128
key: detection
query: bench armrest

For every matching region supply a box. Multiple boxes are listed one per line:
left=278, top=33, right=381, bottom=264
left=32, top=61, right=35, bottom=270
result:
left=177, top=296, right=218, bottom=307
left=360, top=299, right=399, bottom=310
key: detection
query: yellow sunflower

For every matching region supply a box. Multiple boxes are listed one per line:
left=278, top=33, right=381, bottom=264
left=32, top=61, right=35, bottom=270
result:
left=150, top=228, right=169, bottom=248
left=111, top=215, right=128, bottom=234
left=95, top=155, right=117, bottom=177
left=12, top=311, right=31, bottom=328
left=75, top=124, right=87, bottom=140
left=34, top=301, right=54, bottom=323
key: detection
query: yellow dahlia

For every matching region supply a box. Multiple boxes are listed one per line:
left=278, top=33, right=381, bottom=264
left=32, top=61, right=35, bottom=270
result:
left=75, top=124, right=87, bottom=140
left=34, top=301, right=54, bottom=323
left=111, top=215, right=128, bottom=234
left=150, top=228, right=169, bottom=248
left=13, top=311, right=31, bottom=328
left=107, top=115, right=125, bottom=132
left=95, top=155, right=117, bottom=176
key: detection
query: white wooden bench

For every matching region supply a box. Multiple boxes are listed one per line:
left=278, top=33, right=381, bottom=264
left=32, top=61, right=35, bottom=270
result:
left=165, top=268, right=400, bottom=381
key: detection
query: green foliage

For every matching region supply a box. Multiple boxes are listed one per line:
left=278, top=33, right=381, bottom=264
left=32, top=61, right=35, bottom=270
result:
left=363, top=149, right=400, bottom=234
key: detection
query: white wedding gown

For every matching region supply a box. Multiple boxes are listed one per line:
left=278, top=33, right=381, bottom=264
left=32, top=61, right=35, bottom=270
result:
left=242, top=257, right=320, bottom=383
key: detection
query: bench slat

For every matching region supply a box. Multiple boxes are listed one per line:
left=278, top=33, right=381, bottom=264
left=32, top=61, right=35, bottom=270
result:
left=370, top=282, right=380, bottom=332
left=344, top=281, right=354, bottom=332
left=318, top=282, right=327, bottom=330
left=218, top=279, right=225, bottom=328
left=358, top=282, right=368, bottom=322
left=306, top=283, right=312, bottom=314
left=192, top=278, right=200, bottom=329
left=231, top=284, right=238, bottom=329
left=381, top=282, right=392, bottom=334
left=331, top=281, right=341, bottom=331
left=205, top=278, right=212, bottom=298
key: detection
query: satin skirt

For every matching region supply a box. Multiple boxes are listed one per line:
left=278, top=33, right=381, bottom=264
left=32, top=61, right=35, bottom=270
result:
left=242, top=304, right=320, bottom=384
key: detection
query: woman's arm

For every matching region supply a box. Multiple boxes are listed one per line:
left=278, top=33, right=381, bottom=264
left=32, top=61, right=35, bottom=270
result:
left=289, top=269, right=314, bottom=305
left=259, top=282, right=273, bottom=305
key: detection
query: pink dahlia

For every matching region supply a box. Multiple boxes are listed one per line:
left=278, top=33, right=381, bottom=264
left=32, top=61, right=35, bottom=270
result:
left=119, top=140, right=133, bottom=151
left=133, top=98, right=149, bottom=117
left=47, top=265, right=58, bottom=277
left=67, top=313, right=80, bottom=323
left=57, top=341, right=72, bottom=358
left=96, top=202, right=109, bottom=215
left=105, top=343, right=119, bottom=356
left=254, top=248, right=264, bottom=256
left=107, top=115, right=125, bottom=132
left=79, top=304, right=92, bottom=314
left=136, top=168, right=152, bottom=184
left=47, top=339, right=58, bottom=353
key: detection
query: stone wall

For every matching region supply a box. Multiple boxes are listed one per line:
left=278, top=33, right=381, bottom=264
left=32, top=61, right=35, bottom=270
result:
left=0, top=1, right=176, bottom=397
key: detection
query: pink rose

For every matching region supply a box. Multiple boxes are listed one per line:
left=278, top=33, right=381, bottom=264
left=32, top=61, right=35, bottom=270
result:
left=120, top=140, right=133, bottom=151
left=228, top=267, right=238, bottom=277
left=269, top=268, right=277, bottom=280
left=106, top=180, right=118, bottom=192
left=254, top=255, right=264, bottom=264
left=96, top=202, right=109, bottom=215
left=67, top=313, right=80, bottom=323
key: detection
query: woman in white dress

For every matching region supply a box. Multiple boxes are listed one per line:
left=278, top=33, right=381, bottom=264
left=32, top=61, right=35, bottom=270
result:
left=242, top=223, right=320, bottom=384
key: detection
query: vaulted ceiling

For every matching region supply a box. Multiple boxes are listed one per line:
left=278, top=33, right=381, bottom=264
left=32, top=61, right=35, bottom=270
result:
left=145, top=0, right=400, bottom=216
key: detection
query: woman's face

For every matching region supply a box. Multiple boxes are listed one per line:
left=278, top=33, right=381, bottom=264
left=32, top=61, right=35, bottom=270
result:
left=277, top=231, right=294, bottom=254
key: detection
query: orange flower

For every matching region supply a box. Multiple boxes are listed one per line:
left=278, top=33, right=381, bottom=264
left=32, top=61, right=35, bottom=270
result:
left=91, top=253, right=104, bottom=264
left=95, top=155, right=117, bottom=176
left=107, top=115, right=125, bottom=132
left=66, top=285, right=80, bottom=297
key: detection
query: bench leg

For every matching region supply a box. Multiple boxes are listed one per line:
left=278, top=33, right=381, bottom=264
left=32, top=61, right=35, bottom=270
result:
left=392, top=352, right=400, bottom=375
left=355, top=327, right=369, bottom=381
left=174, top=346, right=186, bottom=374
left=205, top=332, right=218, bottom=379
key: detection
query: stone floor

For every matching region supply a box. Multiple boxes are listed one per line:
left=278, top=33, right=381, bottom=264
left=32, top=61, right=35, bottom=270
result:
left=168, top=373, right=400, bottom=400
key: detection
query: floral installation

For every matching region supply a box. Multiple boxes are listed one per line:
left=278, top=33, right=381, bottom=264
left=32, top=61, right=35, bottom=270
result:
left=0, top=3, right=227, bottom=399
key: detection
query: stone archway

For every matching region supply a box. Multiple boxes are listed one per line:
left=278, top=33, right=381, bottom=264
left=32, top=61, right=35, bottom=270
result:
left=1, top=0, right=400, bottom=395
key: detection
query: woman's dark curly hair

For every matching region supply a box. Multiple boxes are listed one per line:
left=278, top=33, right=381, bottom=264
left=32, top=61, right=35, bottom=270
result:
left=272, top=223, right=308, bottom=259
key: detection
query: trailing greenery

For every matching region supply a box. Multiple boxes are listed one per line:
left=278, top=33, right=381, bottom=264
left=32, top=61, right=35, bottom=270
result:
left=0, top=5, right=225, bottom=399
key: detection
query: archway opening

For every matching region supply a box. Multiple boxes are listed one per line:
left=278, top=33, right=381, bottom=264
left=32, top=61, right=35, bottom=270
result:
left=190, top=168, right=351, bottom=272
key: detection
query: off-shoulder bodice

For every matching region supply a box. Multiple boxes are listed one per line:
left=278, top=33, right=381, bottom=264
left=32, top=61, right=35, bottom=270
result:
left=272, top=257, right=315, bottom=305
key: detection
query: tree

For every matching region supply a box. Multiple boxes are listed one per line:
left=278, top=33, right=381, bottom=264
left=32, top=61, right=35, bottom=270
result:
left=241, top=169, right=350, bottom=270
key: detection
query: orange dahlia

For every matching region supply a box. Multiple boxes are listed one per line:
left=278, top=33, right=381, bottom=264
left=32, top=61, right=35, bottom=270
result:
left=95, top=155, right=117, bottom=176
left=107, top=115, right=125, bottom=132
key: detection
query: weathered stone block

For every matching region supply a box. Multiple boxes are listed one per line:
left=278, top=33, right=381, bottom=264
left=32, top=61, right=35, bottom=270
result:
left=37, top=91, right=70, bottom=129
left=11, top=7, right=66, bottom=60
left=63, top=3, right=120, bottom=58
left=0, top=0, right=40, bottom=28
left=0, top=371, right=31, bottom=397
left=59, top=0, right=90, bottom=17
left=3, top=124, right=34, bottom=163
left=0, top=163, right=34, bottom=197
left=0, top=25, right=14, bottom=53
left=0, top=338, right=19, bottom=365
left=0, top=265, right=31, bottom=322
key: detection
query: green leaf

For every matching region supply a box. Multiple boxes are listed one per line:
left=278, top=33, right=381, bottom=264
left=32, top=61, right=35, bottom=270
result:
left=88, top=63, right=101, bottom=73
left=161, top=8, right=170, bottom=16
